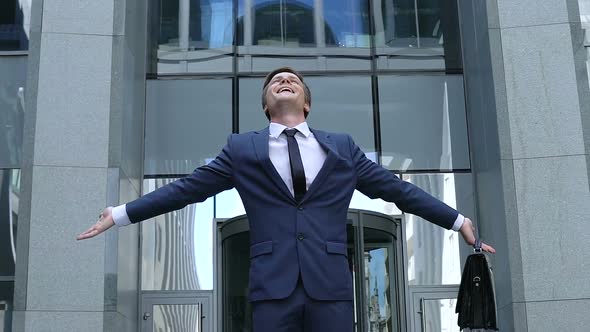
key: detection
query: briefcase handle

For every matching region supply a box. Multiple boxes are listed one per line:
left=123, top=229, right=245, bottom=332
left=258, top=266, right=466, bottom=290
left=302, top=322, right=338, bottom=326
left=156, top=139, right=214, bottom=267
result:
left=473, top=239, right=483, bottom=253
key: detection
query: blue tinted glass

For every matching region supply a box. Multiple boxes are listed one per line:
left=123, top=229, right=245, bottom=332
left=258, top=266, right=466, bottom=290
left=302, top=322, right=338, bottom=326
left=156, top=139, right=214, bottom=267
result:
left=0, top=0, right=30, bottom=51
left=379, top=75, right=470, bottom=171
left=373, top=0, right=462, bottom=71
left=237, top=0, right=371, bottom=71
left=154, top=0, right=234, bottom=73
left=239, top=76, right=375, bottom=156
left=0, top=170, right=19, bottom=277
left=144, top=79, right=232, bottom=175
left=0, top=56, right=26, bottom=168
left=305, top=76, right=375, bottom=155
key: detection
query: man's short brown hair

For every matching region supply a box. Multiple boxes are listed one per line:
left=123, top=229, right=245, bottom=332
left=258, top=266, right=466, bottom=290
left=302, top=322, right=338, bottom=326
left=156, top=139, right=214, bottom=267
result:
left=261, top=67, right=312, bottom=120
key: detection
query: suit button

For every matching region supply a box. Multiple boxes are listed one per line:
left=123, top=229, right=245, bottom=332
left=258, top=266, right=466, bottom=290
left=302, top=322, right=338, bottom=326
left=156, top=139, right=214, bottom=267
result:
left=297, top=233, right=305, bottom=241
left=298, top=206, right=304, bottom=211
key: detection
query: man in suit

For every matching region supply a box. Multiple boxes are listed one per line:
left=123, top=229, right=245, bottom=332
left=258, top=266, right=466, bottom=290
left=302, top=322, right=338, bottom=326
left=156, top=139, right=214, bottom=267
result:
left=78, top=67, right=495, bottom=331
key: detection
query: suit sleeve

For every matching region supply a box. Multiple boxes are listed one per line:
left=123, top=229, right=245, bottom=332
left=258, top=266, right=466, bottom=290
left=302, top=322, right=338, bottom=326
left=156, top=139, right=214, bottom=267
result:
left=348, top=135, right=458, bottom=229
left=125, top=135, right=235, bottom=223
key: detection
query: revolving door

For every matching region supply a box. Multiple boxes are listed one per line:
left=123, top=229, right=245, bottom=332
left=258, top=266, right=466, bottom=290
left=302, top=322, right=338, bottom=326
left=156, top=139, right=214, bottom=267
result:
left=218, top=209, right=405, bottom=332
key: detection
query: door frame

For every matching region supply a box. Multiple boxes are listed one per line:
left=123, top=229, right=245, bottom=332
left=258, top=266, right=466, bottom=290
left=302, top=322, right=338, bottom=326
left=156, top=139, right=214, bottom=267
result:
left=408, top=286, right=459, bottom=332
left=216, top=209, right=406, bottom=332
left=140, top=290, right=212, bottom=332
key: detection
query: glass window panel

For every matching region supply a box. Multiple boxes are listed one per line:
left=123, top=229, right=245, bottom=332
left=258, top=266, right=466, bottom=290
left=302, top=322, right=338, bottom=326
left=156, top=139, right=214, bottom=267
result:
left=153, top=304, right=203, bottom=331
left=373, top=0, right=462, bottom=71
left=222, top=231, right=251, bottom=331
left=0, top=169, right=19, bottom=277
left=239, top=76, right=375, bottom=155
left=403, top=173, right=475, bottom=286
left=237, top=0, right=371, bottom=72
left=144, top=79, right=232, bottom=176
left=150, top=0, right=234, bottom=74
left=364, top=228, right=397, bottom=332
left=580, top=0, right=590, bottom=20
left=379, top=75, right=470, bottom=172
left=238, top=77, right=268, bottom=133
left=421, top=298, right=460, bottom=332
left=0, top=281, right=14, bottom=328
left=0, top=0, right=30, bottom=51
left=305, top=76, right=375, bottom=153
left=0, top=55, right=26, bottom=169
left=141, top=178, right=215, bottom=290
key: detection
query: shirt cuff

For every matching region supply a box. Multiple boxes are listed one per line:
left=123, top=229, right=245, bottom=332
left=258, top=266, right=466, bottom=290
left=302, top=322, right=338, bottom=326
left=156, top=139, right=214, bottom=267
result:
left=112, top=204, right=131, bottom=226
left=451, top=213, right=465, bottom=231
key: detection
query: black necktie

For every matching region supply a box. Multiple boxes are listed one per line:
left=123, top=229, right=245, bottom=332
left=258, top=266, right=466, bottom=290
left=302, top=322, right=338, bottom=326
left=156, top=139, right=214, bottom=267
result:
left=283, top=128, right=306, bottom=202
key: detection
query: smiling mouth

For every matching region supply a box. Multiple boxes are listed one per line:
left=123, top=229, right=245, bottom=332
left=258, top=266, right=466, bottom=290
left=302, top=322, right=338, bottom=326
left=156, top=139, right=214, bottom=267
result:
left=277, top=87, right=294, bottom=94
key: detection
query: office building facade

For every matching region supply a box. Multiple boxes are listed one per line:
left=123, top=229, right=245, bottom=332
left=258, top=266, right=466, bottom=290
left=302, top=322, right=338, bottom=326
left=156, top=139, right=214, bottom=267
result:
left=1, top=0, right=589, bottom=331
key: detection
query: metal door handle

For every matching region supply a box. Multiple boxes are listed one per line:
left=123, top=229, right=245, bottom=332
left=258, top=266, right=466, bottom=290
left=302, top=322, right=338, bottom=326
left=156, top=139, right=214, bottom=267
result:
left=198, top=302, right=203, bottom=332
left=418, top=298, right=427, bottom=332
left=143, top=312, right=151, bottom=320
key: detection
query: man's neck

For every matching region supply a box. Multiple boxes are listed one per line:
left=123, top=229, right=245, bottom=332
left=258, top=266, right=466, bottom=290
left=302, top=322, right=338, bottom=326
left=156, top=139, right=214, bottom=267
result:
left=270, top=113, right=306, bottom=128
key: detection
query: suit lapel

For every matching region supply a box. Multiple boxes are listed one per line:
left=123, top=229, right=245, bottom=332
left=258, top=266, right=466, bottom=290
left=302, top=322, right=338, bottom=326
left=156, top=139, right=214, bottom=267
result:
left=301, top=129, right=342, bottom=204
left=252, top=128, right=296, bottom=203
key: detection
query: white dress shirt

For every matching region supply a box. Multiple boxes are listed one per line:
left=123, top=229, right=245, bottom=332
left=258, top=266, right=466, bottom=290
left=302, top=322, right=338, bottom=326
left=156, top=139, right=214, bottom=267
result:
left=268, top=122, right=326, bottom=196
left=113, top=121, right=464, bottom=231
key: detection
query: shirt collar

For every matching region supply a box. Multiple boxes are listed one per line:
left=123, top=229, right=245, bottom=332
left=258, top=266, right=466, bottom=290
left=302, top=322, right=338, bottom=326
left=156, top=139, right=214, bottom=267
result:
left=269, top=121, right=311, bottom=138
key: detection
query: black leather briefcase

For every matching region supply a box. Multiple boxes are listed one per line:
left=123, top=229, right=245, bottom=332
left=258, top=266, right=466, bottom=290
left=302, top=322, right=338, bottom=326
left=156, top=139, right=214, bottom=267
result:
left=456, top=239, right=498, bottom=330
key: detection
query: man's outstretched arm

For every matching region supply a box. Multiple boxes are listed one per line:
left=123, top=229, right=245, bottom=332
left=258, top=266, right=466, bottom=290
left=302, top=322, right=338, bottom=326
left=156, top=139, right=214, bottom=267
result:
left=349, top=135, right=496, bottom=253
left=77, top=136, right=235, bottom=240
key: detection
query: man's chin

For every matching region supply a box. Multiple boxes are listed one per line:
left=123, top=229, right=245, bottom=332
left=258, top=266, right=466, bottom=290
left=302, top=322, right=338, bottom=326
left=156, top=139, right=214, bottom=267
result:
left=274, top=93, right=297, bottom=100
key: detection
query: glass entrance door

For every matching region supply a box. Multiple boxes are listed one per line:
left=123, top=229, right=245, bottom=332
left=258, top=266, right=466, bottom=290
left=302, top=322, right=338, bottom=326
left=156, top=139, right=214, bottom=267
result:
left=218, top=209, right=403, bottom=332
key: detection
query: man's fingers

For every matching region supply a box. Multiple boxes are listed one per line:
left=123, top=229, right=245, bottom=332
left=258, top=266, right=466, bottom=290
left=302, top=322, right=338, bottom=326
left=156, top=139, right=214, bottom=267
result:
left=76, top=227, right=96, bottom=240
left=481, top=242, right=496, bottom=254
left=77, top=222, right=101, bottom=240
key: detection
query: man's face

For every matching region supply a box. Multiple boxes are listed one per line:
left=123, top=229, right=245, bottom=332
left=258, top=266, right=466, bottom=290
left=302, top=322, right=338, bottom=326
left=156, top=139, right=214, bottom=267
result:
left=264, top=72, right=310, bottom=117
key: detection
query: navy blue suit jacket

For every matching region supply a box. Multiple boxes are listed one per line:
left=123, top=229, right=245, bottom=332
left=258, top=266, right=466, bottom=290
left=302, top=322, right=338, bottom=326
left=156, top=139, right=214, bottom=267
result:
left=126, top=127, right=459, bottom=301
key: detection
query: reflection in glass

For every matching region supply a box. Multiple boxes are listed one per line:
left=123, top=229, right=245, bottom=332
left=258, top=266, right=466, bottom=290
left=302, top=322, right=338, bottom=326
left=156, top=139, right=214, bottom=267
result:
left=379, top=75, right=470, bottom=172
left=0, top=0, right=30, bottom=51
left=238, top=77, right=267, bottom=132
left=420, top=298, right=460, bottom=332
left=222, top=214, right=401, bottom=331
left=239, top=76, right=376, bottom=155
left=580, top=0, right=590, bottom=25
left=0, top=55, right=26, bottom=169
left=237, top=0, right=371, bottom=71
left=373, top=0, right=461, bottom=70
left=141, top=179, right=215, bottom=290
left=403, top=173, right=468, bottom=286
left=152, top=0, right=234, bottom=73
left=222, top=231, right=252, bottom=332
left=144, top=79, right=232, bottom=176
left=0, top=281, right=14, bottom=329
left=305, top=76, right=375, bottom=153
left=363, top=228, right=396, bottom=332
left=583, top=0, right=590, bottom=86
left=0, top=169, right=19, bottom=277
left=153, top=304, right=202, bottom=331
left=0, top=169, right=18, bottom=331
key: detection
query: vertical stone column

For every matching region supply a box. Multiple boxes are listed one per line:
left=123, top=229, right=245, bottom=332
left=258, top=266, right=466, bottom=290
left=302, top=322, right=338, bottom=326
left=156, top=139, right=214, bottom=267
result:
left=463, top=0, right=590, bottom=330
left=12, top=0, right=147, bottom=331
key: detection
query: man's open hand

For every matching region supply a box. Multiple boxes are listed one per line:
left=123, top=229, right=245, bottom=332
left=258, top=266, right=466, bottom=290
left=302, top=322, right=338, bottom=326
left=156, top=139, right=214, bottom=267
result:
left=459, top=217, right=496, bottom=254
left=77, top=207, right=115, bottom=240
